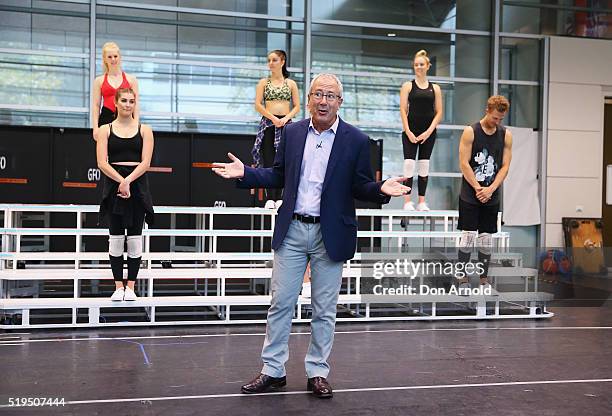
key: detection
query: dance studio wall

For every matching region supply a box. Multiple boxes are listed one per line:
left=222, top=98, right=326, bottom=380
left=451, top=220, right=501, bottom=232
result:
left=0, top=125, right=253, bottom=206
left=0, top=125, right=383, bottom=252
left=0, top=125, right=383, bottom=209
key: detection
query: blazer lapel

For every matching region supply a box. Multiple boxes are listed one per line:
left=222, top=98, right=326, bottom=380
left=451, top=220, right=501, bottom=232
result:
left=292, top=119, right=309, bottom=190
left=322, top=118, right=346, bottom=192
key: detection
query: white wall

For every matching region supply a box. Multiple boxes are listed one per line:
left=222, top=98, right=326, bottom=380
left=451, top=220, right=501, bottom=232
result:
left=546, top=36, right=612, bottom=246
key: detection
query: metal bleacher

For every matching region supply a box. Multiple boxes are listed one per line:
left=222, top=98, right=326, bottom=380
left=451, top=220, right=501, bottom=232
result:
left=0, top=204, right=553, bottom=329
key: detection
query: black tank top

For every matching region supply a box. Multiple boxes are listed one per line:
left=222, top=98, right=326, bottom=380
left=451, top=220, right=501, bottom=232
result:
left=460, top=122, right=505, bottom=206
left=108, top=124, right=143, bottom=164
left=407, top=80, right=436, bottom=134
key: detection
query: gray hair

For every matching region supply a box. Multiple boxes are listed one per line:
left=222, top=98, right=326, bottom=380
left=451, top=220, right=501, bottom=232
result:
left=309, top=73, right=343, bottom=98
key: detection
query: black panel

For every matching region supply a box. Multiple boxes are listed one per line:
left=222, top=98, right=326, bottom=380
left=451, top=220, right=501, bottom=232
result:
left=0, top=125, right=51, bottom=203
left=357, top=138, right=383, bottom=250
left=53, top=128, right=101, bottom=205
left=355, top=138, right=384, bottom=210
left=191, top=133, right=254, bottom=207
left=147, top=132, right=190, bottom=207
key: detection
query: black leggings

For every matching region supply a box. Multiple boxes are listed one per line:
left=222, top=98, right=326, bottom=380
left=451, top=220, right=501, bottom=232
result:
left=402, top=131, right=436, bottom=196
left=108, top=209, right=145, bottom=283
left=262, top=123, right=282, bottom=201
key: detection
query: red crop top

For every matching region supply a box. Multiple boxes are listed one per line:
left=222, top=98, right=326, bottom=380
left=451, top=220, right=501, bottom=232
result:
left=100, top=72, right=131, bottom=112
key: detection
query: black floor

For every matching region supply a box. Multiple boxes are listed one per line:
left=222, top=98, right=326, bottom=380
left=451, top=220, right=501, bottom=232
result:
left=1, top=307, right=611, bottom=415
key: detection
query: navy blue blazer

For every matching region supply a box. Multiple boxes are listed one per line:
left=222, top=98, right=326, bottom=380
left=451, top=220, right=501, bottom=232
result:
left=238, top=117, right=390, bottom=262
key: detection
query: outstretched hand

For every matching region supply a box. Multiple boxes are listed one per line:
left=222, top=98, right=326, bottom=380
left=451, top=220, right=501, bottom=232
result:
left=381, top=176, right=411, bottom=196
left=212, top=153, right=245, bottom=179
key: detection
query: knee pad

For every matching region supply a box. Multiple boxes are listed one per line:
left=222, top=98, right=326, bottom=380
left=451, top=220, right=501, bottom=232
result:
left=477, top=233, right=492, bottom=255
left=459, top=231, right=477, bottom=252
left=108, top=235, right=125, bottom=257
left=126, top=235, right=143, bottom=258
left=403, top=159, right=415, bottom=178
left=417, top=159, right=430, bottom=177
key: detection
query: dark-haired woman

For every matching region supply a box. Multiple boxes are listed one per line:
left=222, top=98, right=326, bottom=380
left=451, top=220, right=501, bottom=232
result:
left=252, top=49, right=300, bottom=209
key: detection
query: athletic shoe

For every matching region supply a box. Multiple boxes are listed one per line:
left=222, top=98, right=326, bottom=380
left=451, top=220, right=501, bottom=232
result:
left=301, top=282, right=311, bottom=298
left=275, top=200, right=283, bottom=209
left=264, top=200, right=275, bottom=209
left=481, top=283, right=499, bottom=296
left=111, top=287, right=125, bottom=301
left=123, top=286, right=138, bottom=301
left=416, top=202, right=430, bottom=211
left=403, top=201, right=415, bottom=211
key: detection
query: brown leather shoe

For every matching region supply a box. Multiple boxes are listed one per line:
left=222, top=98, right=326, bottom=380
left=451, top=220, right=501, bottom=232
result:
left=307, top=376, right=333, bottom=398
left=241, top=373, right=286, bottom=394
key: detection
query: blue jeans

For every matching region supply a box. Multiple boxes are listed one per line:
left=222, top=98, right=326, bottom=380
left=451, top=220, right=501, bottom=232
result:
left=261, top=219, right=344, bottom=378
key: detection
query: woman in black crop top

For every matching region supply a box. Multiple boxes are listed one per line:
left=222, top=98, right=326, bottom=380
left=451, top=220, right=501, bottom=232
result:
left=399, top=49, right=443, bottom=212
left=253, top=49, right=300, bottom=210
left=96, top=87, right=154, bottom=302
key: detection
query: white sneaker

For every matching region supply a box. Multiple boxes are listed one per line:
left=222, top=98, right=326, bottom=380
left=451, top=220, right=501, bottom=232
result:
left=111, top=287, right=125, bottom=301
left=123, top=286, right=138, bottom=301
left=403, top=201, right=415, bottom=211
left=480, top=283, right=499, bottom=296
left=416, top=202, right=430, bottom=211
left=301, top=282, right=311, bottom=298
left=264, top=200, right=275, bottom=209
left=274, top=200, right=283, bottom=209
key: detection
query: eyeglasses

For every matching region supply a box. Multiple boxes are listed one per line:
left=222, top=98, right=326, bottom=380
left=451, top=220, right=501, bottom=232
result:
left=310, top=91, right=341, bottom=102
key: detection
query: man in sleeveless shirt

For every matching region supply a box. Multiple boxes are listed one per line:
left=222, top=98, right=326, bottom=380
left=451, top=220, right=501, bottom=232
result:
left=456, top=95, right=513, bottom=295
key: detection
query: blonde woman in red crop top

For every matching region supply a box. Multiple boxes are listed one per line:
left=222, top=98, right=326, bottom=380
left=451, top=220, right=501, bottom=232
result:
left=91, top=42, right=139, bottom=141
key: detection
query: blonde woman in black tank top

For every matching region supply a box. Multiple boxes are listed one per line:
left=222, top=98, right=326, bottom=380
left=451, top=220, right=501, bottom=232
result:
left=96, top=88, right=154, bottom=301
left=399, top=50, right=443, bottom=211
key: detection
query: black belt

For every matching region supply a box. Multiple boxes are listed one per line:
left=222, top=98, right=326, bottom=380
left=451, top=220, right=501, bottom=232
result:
left=293, top=213, right=320, bottom=224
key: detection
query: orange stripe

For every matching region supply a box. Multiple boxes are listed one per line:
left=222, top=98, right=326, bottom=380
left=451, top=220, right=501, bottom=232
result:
left=62, top=182, right=97, bottom=189
left=0, top=178, right=28, bottom=184
left=147, top=166, right=173, bottom=173
left=192, top=162, right=215, bottom=168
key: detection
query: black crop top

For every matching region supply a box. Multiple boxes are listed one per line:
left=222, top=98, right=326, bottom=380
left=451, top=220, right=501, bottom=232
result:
left=108, top=124, right=143, bottom=164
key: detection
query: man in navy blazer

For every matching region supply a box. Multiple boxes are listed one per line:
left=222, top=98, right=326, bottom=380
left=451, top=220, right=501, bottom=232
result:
left=214, top=73, right=408, bottom=398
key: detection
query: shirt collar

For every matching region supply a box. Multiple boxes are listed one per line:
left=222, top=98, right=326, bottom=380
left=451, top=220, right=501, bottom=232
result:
left=309, top=116, right=340, bottom=135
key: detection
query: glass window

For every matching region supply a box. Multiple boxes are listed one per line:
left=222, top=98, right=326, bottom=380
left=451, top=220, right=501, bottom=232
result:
left=443, top=82, right=490, bottom=126
left=176, top=65, right=304, bottom=119
left=312, top=0, right=491, bottom=31
left=0, top=109, right=87, bottom=128
left=498, top=84, right=540, bottom=128
left=97, top=13, right=304, bottom=66
left=0, top=8, right=89, bottom=53
left=500, top=37, right=541, bottom=81
left=122, top=0, right=304, bottom=17
left=312, top=25, right=489, bottom=78
left=428, top=129, right=462, bottom=174
left=0, top=52, right=88, bottom=108
left=502, top=2, right=612, bottom=39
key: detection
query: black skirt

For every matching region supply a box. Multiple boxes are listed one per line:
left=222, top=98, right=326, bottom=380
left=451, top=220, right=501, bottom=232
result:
left=99, top=165, right=154, bottom=228
left=98, top=106, right=116, bottom=127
